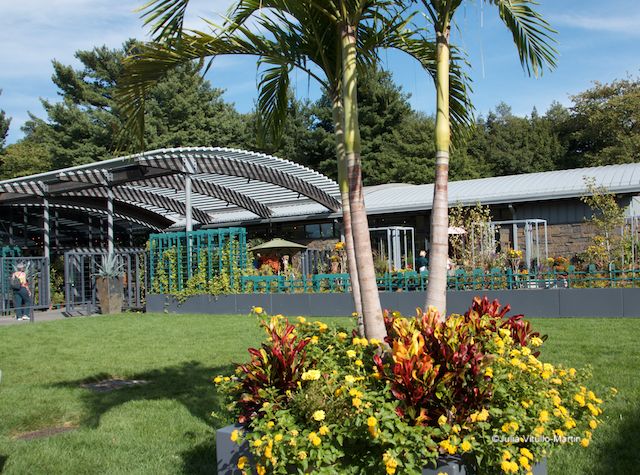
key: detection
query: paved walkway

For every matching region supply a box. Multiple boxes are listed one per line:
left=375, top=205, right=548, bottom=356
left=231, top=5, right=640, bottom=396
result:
left=0, top=308, right=67, bottom=326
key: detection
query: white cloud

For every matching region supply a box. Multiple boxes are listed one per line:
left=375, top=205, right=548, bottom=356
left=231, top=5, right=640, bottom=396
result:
left=553, top=13, right=640, bottom=36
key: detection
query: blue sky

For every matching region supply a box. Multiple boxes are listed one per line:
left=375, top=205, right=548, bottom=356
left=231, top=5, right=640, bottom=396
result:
left=1, top=0, right=639, bottom=145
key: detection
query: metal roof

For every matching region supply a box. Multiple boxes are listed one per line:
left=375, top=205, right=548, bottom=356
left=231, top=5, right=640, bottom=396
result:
left=361, top=162, right=640, bottom=216
left=0, top=147, right=342, bottom=233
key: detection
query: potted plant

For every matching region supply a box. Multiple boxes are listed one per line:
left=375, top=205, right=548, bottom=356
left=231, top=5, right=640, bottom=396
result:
left=214, top=302, right=614, bottom=474
left=94, top=253, right=124, bottom=314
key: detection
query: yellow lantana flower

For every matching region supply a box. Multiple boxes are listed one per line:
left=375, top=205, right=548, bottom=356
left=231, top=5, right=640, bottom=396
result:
left=253, top=306, right=263, bottom=314
left=319, top=425, right=330, bottom=436
left=237, top=456, right=248, bottom=470
left=312, top=410, right=326, bottom=422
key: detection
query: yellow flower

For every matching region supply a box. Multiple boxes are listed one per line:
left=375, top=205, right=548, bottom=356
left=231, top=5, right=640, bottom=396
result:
left=316, top=322, right=328, bottom=332
left=568, top=367, right=577, bottom=377
left=383, top=452, right=399, bottom=474
left=311, top=435, right=321, bottom=446
left=534, top=426, right=545, bottom=436
left=346, top=349, right=357, bottom=358
left=587, top=403, right=600, bottom=416
left=253, top=306, right=263, bottom=314
left=352, top=397, right=362, bottom=408
left=574, top=393, right=586, bottom=407
left=312, top=410, right=326, bottom=421
left=589, top=420, right=598, bottom=430
left=520, top=447, right=533, bottom=460
left=502, top=450, right=512, bottom=461
left=338, top=332, right=348, bottom=340
left=214, top=376, right=223, bottom=384
left=319, top=425, right=330, bottom=436
left=461, top=440, right=472, bottom=452
left=298, top=451, right=307, bottom=460
left=256, top=463, right=266, bottom=475
left=438, top=415, right=448, bottom=427
left=551, top=378, right=562, bottom=385
left=274, top=433, right=283, bottom=442
left=539, top=411, right=550, bottom=423
left=253, top=439, right=263, bottom=447
left=519, top=456, right=531, bottom=470
left=310, top=335, right=319, bottom=344
left=237, top=456, right=248, bottom=470
left=580, top=438, right=590, bottom=448
left=470, top=408, right=489, bottom=423
left=344, top=375, right=356, bottom=384
left=500, top=460, right=518, bottom=474
left=370, top=338, right=382, bottom=346
left=484, top=367, right=494, bottom=378
left=290, top=429, right=299, bottom=436
left=349, top=388, right=363, bottom=397
left=530, top=337, right=543, bottom=347
left=367, top=416, right=378, bottom=427
left=230, top=429, right=240, bottom=442
left=355, top=359, right=364, bottom=367
left=266, top=421, right=275, bottom=428
left=301, top=369, right=321, bottom=381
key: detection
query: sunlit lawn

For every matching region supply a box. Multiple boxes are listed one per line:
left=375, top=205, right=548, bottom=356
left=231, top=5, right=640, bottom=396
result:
left=0, top=313, right=637, bottom=474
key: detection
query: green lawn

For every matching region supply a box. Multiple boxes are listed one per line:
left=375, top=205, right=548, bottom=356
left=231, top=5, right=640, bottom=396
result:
left=0, top=314, right=638, bottom=474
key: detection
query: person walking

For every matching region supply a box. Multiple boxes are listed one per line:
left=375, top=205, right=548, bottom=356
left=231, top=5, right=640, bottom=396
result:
left=416, top=250, right=428, bottom=273
left=11, top=263, right=32, bottom=321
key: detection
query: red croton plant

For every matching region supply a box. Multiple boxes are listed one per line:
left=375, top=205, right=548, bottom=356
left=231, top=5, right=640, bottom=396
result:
left=235, top=317, right=310, bottom=423
left=374, top=297, right=546, bottom=426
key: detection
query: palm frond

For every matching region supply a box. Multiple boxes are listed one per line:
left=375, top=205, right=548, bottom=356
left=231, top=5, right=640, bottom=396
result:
left=489, top=0, right=557, bottom=77
left=138, top=0, right=190, bottom=42
left=255, top=60, right=292, bottom=149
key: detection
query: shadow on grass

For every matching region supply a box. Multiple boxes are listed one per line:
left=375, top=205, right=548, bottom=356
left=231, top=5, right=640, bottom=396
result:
left=0, top=454, right=6, bottom=472
left=181, top=436, right=218, bottom=475
left=590, top=402, right=640, bottom=474
left=54, top=360, right=235, bottom=429
left=53, top=361, right=236, bottom=474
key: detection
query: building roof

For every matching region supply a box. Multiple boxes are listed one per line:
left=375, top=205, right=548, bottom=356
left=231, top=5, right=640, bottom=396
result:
left=0, top=147, right=342, bottom=234
left=362, top=162, right=640, bottom=216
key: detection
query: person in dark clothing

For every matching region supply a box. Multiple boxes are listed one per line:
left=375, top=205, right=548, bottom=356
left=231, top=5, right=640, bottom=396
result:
left=416, top=250, right=428, bottom=273
left=12, top=263, right=32, bottom=321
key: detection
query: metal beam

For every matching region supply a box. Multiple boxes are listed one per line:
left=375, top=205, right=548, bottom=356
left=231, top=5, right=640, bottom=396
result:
left=43, top=196, right=50, bottom=261
left=137, top=153, right=341, bottom=212
left=107, top=187, right=114, bottom=254
left=135, top=174, right=273, bottom=219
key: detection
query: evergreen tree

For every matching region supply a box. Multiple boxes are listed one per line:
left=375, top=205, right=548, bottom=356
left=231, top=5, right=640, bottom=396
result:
left=22, top=42, right=247, bottom=170
left=0, top=89, right=10, bottom=153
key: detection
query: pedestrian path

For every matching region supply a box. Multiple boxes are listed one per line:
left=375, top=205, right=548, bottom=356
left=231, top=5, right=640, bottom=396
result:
left=0, top=309, right=66, bottom=326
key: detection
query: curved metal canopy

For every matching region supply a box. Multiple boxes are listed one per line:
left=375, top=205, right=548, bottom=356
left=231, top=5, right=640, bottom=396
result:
left=0, top=147, right=342, bottom=231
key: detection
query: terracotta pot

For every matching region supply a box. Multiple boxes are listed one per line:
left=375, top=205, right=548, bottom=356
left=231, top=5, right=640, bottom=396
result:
left=95, top=276, right=123, bottom=314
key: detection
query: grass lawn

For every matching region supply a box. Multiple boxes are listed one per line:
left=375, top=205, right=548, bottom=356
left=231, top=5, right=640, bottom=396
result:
left=0, top=314, right=638, bottom=474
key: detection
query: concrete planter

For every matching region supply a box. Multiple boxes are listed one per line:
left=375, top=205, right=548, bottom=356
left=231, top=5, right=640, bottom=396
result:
left=95, top=276, right=123, bottom=314
left=216, top=424, right=548, bottom=475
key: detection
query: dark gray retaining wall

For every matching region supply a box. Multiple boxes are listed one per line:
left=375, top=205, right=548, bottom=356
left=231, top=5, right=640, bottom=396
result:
left=146, top=287, right=640, bottom=317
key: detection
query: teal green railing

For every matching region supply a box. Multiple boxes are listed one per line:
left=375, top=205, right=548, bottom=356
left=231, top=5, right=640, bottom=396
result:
left=236, top=267, right=640, bottom=294
left=149, top=227, right=247, bottom=293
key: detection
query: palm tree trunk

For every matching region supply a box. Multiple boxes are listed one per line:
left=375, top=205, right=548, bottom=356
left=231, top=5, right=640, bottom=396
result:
left=332, top=96, right=365, bottom=336
left=341, top=23, right=386, bottom=340
left=425, top=26, right=451, bottom=319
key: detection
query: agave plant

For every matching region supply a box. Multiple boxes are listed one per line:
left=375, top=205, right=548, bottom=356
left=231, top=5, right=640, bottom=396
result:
left=95, top=254, right=124, bottom=279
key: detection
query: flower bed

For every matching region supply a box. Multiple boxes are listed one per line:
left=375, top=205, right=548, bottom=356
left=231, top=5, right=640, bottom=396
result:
left=215, top=298, right=615, bottom=474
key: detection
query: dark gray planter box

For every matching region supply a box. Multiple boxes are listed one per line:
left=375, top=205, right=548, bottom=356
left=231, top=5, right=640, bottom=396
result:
left=216, top=425, right=548, bottom=475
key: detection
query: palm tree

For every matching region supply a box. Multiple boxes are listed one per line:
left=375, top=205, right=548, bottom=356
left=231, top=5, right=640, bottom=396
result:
left=417, top=0, right=557, bottom=317
left=117, top=0, right=471, bottom=337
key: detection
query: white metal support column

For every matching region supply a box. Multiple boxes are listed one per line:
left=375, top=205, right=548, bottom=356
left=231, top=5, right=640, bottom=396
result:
left=43, top=196, right=50, bottom=261
left=183, top=156, right=196, bottom=233
left=107, top=186, right=114, bottom=254
left=8, top=208, right=13, bottom=246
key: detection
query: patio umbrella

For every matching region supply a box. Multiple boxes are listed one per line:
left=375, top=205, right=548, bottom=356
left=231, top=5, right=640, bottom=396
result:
left=248, top=238, right=307, bottom=253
